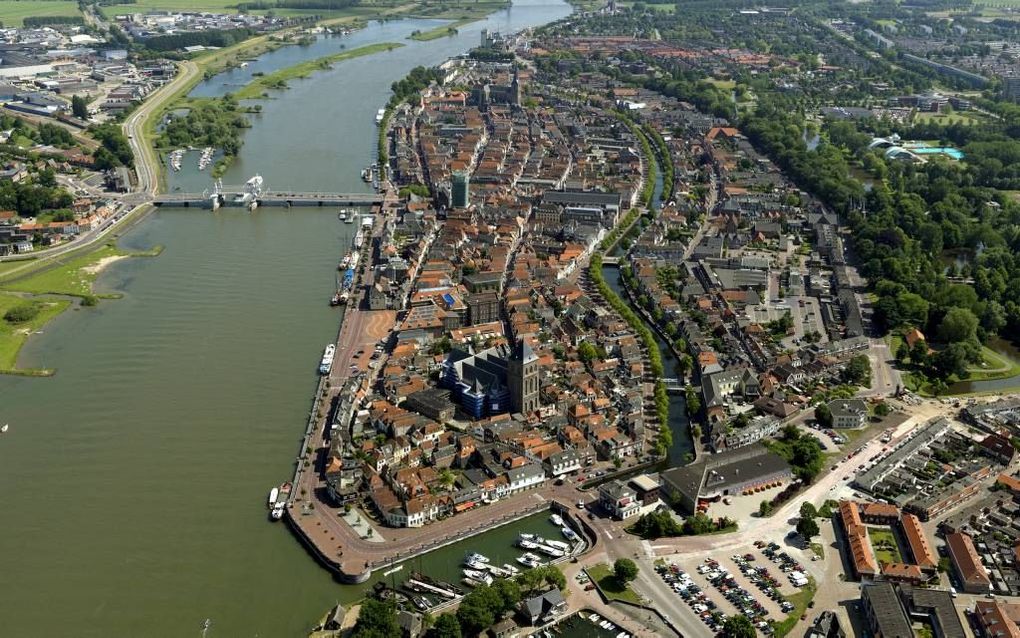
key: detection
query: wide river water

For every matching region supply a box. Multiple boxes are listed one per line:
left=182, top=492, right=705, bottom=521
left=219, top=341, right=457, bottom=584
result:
left=0, top=2, right=571, bottom=636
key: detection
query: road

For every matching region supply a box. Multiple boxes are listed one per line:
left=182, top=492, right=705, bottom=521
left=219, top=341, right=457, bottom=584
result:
left=124, top=59, right=201, bottom=196
left=0, top=60, right=199, bottom=280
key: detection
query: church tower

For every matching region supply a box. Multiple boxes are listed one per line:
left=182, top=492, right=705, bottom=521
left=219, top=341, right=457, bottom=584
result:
left=507, top=338, right=539, bottom=414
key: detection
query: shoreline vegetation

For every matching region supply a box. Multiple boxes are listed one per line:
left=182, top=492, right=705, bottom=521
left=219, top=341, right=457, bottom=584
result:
left=233, top=42, right=405, bottom=100
left=0, top=242, right=163, bottom=375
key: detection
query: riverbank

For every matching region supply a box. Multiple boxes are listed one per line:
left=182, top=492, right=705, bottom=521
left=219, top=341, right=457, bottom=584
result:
left=0, top=241, right=163, bottom=374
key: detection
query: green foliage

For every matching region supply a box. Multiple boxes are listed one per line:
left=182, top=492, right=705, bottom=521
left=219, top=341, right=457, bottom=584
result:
left=0, top=178, right=73, bottom=217
left=630, top=510, right=685, bottom=539
left=814, top=403, right=832, bottom=429
left=614, top=558, right=639, bottom=583
left=143, top=27, right=259, bottom=53
left=4, top=302, right=41, bottom=323
left=428, top=613, right=462, bottom=638
left=722, top=614, right=756, bottom=638
left=767, top=425, right=824, bottom=483
left=874, top=402, right=891, bottom=418
left=89, top=123, right=134, bottom=167
left=455, top=585, right=503, bottom=636
left=160, top=98, right=248, bottom=160
left=71, top=95, right=88, bottom=120
left=796, top=517, right=820, bottom=541
left=843, top=354, right=872, bottom=387
left=351, top=598, right=399, bottom=638
left=799, top=502, right=817, bottom=520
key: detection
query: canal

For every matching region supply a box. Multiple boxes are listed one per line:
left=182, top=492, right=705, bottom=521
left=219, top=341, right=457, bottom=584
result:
left=602, top=263, right=694, bottom=466
left=0, top=2, right=572, bottom=637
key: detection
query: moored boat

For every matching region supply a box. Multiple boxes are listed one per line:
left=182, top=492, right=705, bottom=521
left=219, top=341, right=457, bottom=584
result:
left=267, top=487, right=279, bottom=507
left=319, top=344, right=335, bottom=375
left=550, top=513, right=563, bottom=526
left=465, top=552, right=490, bottom=564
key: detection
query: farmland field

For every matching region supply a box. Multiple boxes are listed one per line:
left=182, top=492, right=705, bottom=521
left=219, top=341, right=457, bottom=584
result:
left=0, top=1, right=80, bottom=27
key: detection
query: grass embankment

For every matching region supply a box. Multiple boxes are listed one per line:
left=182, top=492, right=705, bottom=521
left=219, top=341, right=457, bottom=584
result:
left=771, top=577, right=817, bottom=638
left=233, top=42, right=405, bottom=99
left=587, top=564, right=642, bottom=605
left=1, top=243, right=161, bottom=298
left=0, top=243, right=162, bottom=375
left=0, top=1, right=80, bottom=27
left=410, top=18, right=478, bottom=41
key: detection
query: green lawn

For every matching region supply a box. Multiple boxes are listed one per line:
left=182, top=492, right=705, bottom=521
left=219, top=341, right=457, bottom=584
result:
left=868, top=527, right=902, bottom=565
left=0, top=0, right=80, bottom=27
left=966, top=345, right=1020, bottom=381
left=587, top=564, right=642, bottom=605
left=771, top=577, right=816, bottom=638
left=914, top=111, right=984, bottom=126
left=0, top=293, right=70, bottom=374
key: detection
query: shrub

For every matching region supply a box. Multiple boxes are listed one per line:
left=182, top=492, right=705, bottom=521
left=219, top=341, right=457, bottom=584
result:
left=4, top=303, right=41, bottom=323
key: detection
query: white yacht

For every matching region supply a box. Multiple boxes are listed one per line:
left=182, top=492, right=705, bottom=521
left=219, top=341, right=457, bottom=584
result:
left=267, top=487, right=279, bottom=507
left=465, top=552, right=490, bottom=564
left=319, top=344, right=335, bottom=375
left=550, top=513, right=563, bottom=526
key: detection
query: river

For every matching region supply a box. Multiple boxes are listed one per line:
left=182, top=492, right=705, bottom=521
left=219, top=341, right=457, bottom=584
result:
left=0, top=2, right=571, bottom=637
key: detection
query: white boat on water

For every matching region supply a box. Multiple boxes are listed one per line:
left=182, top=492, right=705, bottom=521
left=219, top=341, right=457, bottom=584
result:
left=518, top=539, right=538, bottom=550
left=464, top=557, right=489, bottom=571
left=463, top=568, right=492, bottom=584
left=550, top=513, right=563, bottom=526
left=1, top=424, right=8, bottom=434
left=267, top=487, right=279, bottom=507
left=562, top=526, right=579, bottom=541
left=319, top=344, right=335, bottom=375
left=589, top=613, right=600, bottom=622
left=501, top=563, right=520, bottom=575
left=465, top=552, right=490, bottom=564
left=516, top=552, right=543, bottom=568
left=375, top=108, right=385, bottom=124
left=270, top=502, right=285, bottom=520
left=535, top=544, right=564, bottom=558
left=519, top=532, right=537, bottom=541
left=540, top=538, right=569, bottom=552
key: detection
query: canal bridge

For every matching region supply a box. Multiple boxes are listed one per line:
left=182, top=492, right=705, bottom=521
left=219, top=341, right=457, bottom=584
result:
left=662, top=377, right=686, bottom=393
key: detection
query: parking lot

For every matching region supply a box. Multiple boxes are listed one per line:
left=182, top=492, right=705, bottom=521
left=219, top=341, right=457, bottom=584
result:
left=654, top=541, right=813, bottom=635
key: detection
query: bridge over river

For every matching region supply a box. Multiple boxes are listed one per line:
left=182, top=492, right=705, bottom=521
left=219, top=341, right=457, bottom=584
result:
left=153, top=176, right=385, bottom=209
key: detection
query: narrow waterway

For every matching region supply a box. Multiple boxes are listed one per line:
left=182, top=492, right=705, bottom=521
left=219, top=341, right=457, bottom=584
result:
left=602, top=264, right=694, bottom=465
left=0, top=2, right=572, bottom=636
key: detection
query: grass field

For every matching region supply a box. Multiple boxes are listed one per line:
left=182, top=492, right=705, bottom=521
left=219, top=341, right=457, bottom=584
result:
left=867, top=527, right=902, bottom=565
left=0, top=0, right=80, bottom=27
left=233, top=41, right=404, bottom=99
left=0, top=293, right=70, bottom=373
left=587, top=564, right=642, bottom=605
left=914, top=110, right=984, bottom=126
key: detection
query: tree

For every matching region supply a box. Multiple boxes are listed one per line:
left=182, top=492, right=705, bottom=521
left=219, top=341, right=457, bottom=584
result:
left=722, top=614, right=756, bottom=638
left=910, top=340, right=930, bottom=367
left=578, top=341, right=598, bottom=363
left=351, top=599, right=400, bottom=638
left=874, top=402, right=891, bottom=418
left=456, top=585, right=503, bottom=636
left=614, top=558, right=639, bottom=583
left=814, top=403, right=833, bottom=429
left=937, top=307, right=978, bottom=344
left=759, top=500, right=773, bottom=517
left=796, top=517, right=820, bottom=541
left=843, top=355, right=872, bottom=386
left=799, top=502, right=818, bottom=520
left=428, top=613, right=462, bottom=638
left=71, top=95, right=88, bottom=120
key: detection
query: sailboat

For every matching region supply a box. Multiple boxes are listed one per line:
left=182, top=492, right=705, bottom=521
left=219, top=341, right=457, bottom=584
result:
left=1, top=424, right=8, bottom=433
